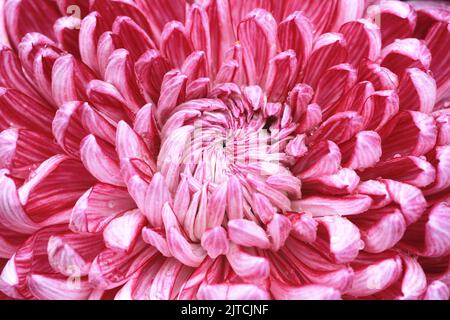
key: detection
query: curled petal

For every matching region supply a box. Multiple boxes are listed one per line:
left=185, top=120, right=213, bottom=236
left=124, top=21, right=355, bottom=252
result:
left=398, top=68, right=437, bottom=113
left=238, top=9, right=278, bottom=86
left=103, top=209, right=145, bottom=253
left=226, top=244, right=270, bottom=281
left=228, top=219, right=270, bottom=249
left=367, top=1, right=417, bottom=46
left=293, top=195, right=372, bottom=217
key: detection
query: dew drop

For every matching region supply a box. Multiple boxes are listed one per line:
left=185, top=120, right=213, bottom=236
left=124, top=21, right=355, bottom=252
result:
left=107, top=201, right=116, bottom=209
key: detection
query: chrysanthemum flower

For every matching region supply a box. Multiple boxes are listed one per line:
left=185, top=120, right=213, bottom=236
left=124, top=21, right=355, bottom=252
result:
left=0, top=0, right=449, bottom=300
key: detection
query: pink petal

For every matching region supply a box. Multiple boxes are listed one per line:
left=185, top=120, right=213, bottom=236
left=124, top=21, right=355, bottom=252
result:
left=226, top=244, right=270, bottom=281
left=112, top=16, right=156, bottom=62
left=103, top=209, right=145, bottom=253
left=135, top=49, right=171, bottom=104
left=237, top=9, right=277, bottom=86
left=379, top=111, right=437, bottom=160
left=302, top=32, right=347, bottom=89
left=398, top=68, right=437, bottom=113
left=70, top=183, right=136, bottom=233
left=105, top=49, right=146, bottom=114
left=384, top=179, right=427, bottom=225
left=423, top=280, right=450, bottom=300
left=340, top=130, right=382, bottom=170
left=228, top=219, right=271, bottom=249
left=347, top=252, right=403, bottom=297
left=161, top=21, right=193, bottom=68
left=278, top=11, right=313, bottom=69
left=350, top=206, right=406, bottom=253
left=201, top=226, right=229, bottom=259
left=339, top=19, right=381, bottom=65
left=292, top=194, right=372, bottom=217
left=367, top=1, right=417, bottom=46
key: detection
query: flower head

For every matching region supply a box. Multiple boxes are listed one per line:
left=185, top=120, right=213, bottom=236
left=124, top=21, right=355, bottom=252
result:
left=0, top=0, right=449, bottom=300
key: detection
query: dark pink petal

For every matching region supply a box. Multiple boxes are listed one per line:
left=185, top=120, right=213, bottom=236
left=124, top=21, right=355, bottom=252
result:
left=293, top=140, right=341, bottom=179
left=357, top=180, right=392, bottom=209
left=425, top=22, right=450, bottom=105
left=289, top=212, right=317, bottom=243
left=18, top=156, right=95, bottom=222
left=47, top=232, right=103, bottom=277
left=89, top=242, right=157, bottom=290
left=313, top=64, right=357, bottom=119
left=96, top=31, right=122, bottom=78
left=398, top=68, right=437, bottom=113
left=381, top=38, right=431, bottom=79
left=266, top=214, right=292, bottom=251
left=0, top=88, right=54, bottom=135
left=87, top=79, right=131, bottom=123
left=52, top=101, right=87, bottom=157
left=278, top=11, right=313, bottom=70
left=156, top=70, right=188, bottom=125
left=201, top=226, right=229, bottom=259
left=309, top=112, right=363, bottom=146
left=227, top=175, right=244, bottom=220
left=135, top=0, right=186, bottom=45
left=288, top=84, right=314, bottom=122
left=379, top=111, right=437, bottom=160
left=90, top=0, right=152, bottom=35
left=112, top=16, right=156, bottom=62
left=401, top=203, right=450, bottom=258
left=204, top=0, right=235, bottom=76
left=198, top=283, right=270, bottom=300
left=302, top=32, right=347, bottom=89
left=339, top=19, right=381, bottom=66
left=340, top=130, right=382, bottom=170
left=361, top=156, right=436, bottom=188
left=116, top=120, right=156, bottom=183
left=4, top=0, right=60, bottom=49
left=303, top=168, right=360, bottom=195
left=265, top=50, right=297, bottom=102
left=28, top=275, right=94, bottom=300
left=161, top=21, right=193, bottom=69
left=358, top=61, right=399, bottom=90
left=424, top=146, right=450, bottom=196
left=374, top=255, right=427, bottom=300
left=350, top=207, right=406, bottom=253
left=367, top=1, right=417, bottom=46
left=143, top=174, right=171, bottom=228
left=334, top=81, right=375, bottom=128
left=237, top=9, right=277, bottom=86
left=315, top=216, right=363, bottom=264
left=135, top=50, right=171, bottom=104
left=0, top=128, right=60, bottom=179
left=0, top=46, right=41, bottom=101
left=365, top=89, right=399, bottom=131
left=53, top=16, right=81, bottom=57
